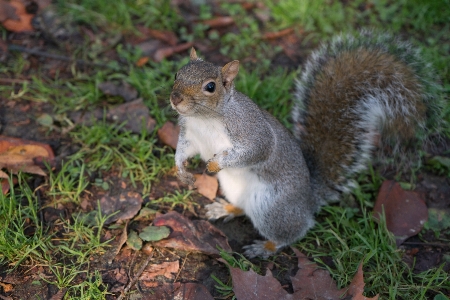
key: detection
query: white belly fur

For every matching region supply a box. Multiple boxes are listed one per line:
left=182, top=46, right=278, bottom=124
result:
left=218, top=168, right=268, bottom=217
left=185, top=118, right=232, bottom=160
left=185, top=117, right=265, bottom=215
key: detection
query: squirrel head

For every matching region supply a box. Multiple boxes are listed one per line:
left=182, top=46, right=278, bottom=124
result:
left=170, top=48, right=240, bottom=116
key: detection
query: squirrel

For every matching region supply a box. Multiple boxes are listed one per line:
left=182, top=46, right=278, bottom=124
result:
left=169, top=30, right=444, bottom=258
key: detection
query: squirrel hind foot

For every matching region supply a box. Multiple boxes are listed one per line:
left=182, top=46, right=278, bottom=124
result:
left=205, top=198, right=244, bottom=222
left=242, top=240, right=282, bottom=259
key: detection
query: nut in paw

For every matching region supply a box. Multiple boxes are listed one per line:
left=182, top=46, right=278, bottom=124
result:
left=206, top=160, right=221, bottom=174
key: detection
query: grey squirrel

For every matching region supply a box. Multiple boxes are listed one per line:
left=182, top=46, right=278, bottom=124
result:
left=169, top=30, right=444, bottom=258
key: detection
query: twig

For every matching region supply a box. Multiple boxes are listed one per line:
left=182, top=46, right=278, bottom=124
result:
left=0, top=78, right=29, bottom=84
left=402, top=242, right=450, bottom=248
left=7, top=44, right=113, bottom=68
left=108, top=220, right=129, bottom=265
left=118, top=249, right=154, bottom=300
left=174, top=252, right=190, bottom=283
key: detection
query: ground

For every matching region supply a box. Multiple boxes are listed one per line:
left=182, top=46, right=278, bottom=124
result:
left=0, top=0, right=450, bottom=299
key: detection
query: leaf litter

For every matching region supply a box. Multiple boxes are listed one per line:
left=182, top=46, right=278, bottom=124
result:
left=373, top=180, right=428, bottom=246
left=1, top=0, right=449, bottom=298
left=224, top=248, right=378, bottom=300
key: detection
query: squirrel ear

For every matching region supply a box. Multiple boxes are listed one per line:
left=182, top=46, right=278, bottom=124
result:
left=221, top=60, right=240, bottom=88
left=190, top=48, right=198, bottom=61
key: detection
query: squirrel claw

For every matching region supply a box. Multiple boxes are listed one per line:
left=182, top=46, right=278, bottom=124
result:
left=242, top=240, right=280, bottom=259
left=205, top=199, right=233, bottom=221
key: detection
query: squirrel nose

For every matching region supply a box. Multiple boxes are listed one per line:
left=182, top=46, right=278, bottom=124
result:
left=170, top=92, right=183, bottom=106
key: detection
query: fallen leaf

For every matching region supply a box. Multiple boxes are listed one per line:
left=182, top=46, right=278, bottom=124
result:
left=263, top=28, right=294, bottom=40
left=49, top=288, right=67, bottom=300
left=1, top=0, right=34, bottom=32
left=136, top=56, right=150, bottom=67
left=427, top=208, right=450, bottom=231
left=223, top=248, right=379, bottom=300
left=127, top=230, right=143, bottom=251
left=157, top=121, right=180, bottom=149
left=0, top=136, right=54, bottom=157
left=139, top=261, right=179, bottom=281
left=346, top=261, right=379, bottom=300
left=226, top=261, right=290, bottom=299
left=194, top=173, right=218, bottom=200
left=68, top=108, right=103, bottom=126
left=98, top=81, right=138, bottom=102
left=139, top=225, right=171, bottom=242
left=373, top=180, right=428, bottom=246
left=107, top=98, right=156, bottom=134
left=140, top=282, right=214, bottom=300
left=0, top=136, right=54, bottom=177
left=114, top=221, right=129, bottom=255
left=99, top=191, right=143, bottom=224
left=0, top=281, right=14, bottom=292
left=36, top=113, right=53, bottom=127
left=146, top=28, right=178, bottom=46
left=1, top=178, right=13, bottom=194
left=153, top=42, right=194, bottom=62
left=153, top=211, right=231, bottom=255
left=290, top=248, right=343, bottom=298
left=134, top=207, right=158, bottom=221
left=201, top=16, right=234, bottom=28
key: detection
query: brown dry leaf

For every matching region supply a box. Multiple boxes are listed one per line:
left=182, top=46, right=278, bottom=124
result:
left=147, top=28, right=178, bottom=46
left=0, top=281, right=14, bottom=292
left=0, top=169, right=8, bottom=179
left=134, top=26, right=178, bottom=46
left=263, top=27, right=294, bottom=40
left=194, top=173, right=218, bottom=200
left=139, top=261, right=179, bottom=281
left=153, top=42, right=194, bottom=62
left=98, top=81, right=138, bottom=102
left=224, top=248, right=379, bottom=300
left=157, top=121, right=180, bottom=149
left=290, top=248, right=343, bottom=298
left=224, top=259, right=290, bottom=300
left=0, top=136, right=54, bottom=177
left=107, top=98, right=156, bottom=133
left=111, top=221, right=128, bottom=261
left=1, top=0, right=34, bottom=32
left=373, top=180, right=428, bottom=246
left=347, top=262, right=379, bottom=300
left=140, top=282, right=214, bottom=300
left=136, top=56, right=150, bottom=67
left=1, top=178, right=11, bottom=194
left=153, top=211, right=231, bottom=255
left=49, top=288, right=67, bottom=300
left=99, top=191, right=143, bottom=224
left=201, top=16, right=234, bottom=28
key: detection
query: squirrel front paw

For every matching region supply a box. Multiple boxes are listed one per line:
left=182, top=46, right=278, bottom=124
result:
left=242, top=240, right=281, bottom=259
left=205, top=159, right=221, bottom=175
left=177, top=170, right=196, bottom=186
left=205, top=198, right=244, bottom=222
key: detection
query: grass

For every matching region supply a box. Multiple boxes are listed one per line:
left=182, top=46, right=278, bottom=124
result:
left=0, top=177, right=112, bottom=298
left=0, top=0, right=449, bottom=298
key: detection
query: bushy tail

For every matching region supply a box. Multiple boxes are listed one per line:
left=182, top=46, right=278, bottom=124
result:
left=292, top=30, right=445, bottom=205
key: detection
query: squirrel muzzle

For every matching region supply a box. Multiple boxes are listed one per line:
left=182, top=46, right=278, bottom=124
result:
left=170, top=91, right=183, bottom=106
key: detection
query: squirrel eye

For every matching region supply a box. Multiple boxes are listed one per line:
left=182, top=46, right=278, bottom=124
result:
left=204, top=82, right=215, bottom=93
